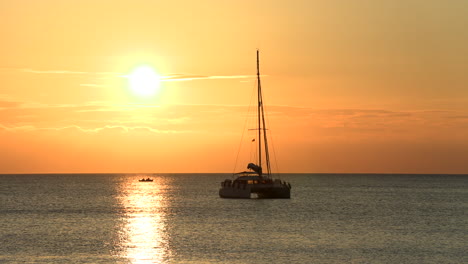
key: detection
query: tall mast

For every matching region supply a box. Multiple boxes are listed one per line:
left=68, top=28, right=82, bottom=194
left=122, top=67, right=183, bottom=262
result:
left=256, top=50, right=262, bottom=175
left=256, top=50, right=272, bottom=177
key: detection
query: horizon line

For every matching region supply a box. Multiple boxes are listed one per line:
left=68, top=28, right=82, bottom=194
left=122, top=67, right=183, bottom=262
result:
left=1, top=172, right=467, bottom=176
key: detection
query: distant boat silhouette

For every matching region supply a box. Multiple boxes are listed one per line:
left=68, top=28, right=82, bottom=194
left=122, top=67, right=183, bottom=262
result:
left=219, top=50, right=291, bottom=199
left=139, top=178, right=153, bottom=182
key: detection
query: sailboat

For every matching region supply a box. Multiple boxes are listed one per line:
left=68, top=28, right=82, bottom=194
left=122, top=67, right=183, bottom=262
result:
left=219, top=50, right=291, bottom=199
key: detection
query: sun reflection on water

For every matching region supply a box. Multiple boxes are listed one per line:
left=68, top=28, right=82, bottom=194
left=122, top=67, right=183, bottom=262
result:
left=117, top=175, right=171, bottom=263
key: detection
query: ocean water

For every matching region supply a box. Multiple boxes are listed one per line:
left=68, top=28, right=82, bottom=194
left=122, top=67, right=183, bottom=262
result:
left=0, top=173, right=466, bottom=264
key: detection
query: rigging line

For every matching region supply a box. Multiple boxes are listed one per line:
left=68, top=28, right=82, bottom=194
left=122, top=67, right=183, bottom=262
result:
left=261, top=85, right=279, bottom=178
left=268, top=129, right=281, bottom=179
left=247, top=79, right=258, bottom=169
left=259, top=85, right=271, bottom=176
left=257, top=51, right=272, bottom=177
left=257, top=49, right=262, bottom=172
left=246, top=101, right=257, bottom=169
left=232, top=78, right=257, bottom=175
left=260, top=85, right=272, bottom=176
left=250, top=135, right=257, bottom=168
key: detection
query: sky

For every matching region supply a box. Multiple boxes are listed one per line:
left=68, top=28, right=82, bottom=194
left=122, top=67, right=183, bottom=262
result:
left=1, top=0, right=467, bottom=173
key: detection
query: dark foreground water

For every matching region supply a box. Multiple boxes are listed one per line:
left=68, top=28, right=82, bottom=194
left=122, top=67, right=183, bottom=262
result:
left=0, top=173, right=466, bottom=263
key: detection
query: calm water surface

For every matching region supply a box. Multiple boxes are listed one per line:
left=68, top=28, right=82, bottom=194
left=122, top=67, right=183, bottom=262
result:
left=0, top=174, right=466, bottom=263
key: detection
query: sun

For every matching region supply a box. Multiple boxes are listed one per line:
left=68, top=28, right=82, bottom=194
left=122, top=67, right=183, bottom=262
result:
left=128, top=66, right=161, bottom=96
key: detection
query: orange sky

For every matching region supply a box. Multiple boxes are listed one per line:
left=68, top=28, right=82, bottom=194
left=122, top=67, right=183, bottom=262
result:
left=1, top=0, right=467, bottom=173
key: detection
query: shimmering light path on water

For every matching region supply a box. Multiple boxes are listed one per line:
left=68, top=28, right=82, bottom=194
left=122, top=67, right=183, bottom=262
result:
left=116, top=176, right=171, bottom=263
left=0, top=174, right=466, bottom=263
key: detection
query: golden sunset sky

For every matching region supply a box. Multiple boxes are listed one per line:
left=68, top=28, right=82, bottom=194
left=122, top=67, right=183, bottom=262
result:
left=1, top=0, right=467, bottom=173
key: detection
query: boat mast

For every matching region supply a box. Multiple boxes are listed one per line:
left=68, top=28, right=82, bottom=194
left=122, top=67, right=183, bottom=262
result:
left=256, top=50, right=262, bottom=176
left=256, top=50, right=272, bottom=177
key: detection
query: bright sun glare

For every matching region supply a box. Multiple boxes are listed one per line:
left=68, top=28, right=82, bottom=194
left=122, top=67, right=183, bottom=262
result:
left=128, top=66, right=160, bottom=96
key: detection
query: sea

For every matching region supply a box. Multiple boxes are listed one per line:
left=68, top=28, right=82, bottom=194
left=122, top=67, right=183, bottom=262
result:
left=0, top=173, right=466, bottom=264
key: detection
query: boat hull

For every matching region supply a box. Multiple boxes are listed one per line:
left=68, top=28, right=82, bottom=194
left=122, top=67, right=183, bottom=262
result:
left=256, top=186, right=290, bottom=199
left=219, top=186, right=251, bottom=199
left=219, top=184, right=290, bottom=199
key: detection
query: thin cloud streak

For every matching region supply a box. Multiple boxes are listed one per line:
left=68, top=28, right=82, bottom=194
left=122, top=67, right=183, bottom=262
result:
left=0, top=100, right=22, bottom=109
left=0, top=124, right=190, bottom=134
left=159, top=74, right=260, bottom=82
left=2, top=98, right=468, bottom=138
left=0, top=99, right=166, bottom=114
left=79, top=83, right=108, bottom=87
left=21, top=68, right=88, bottom=74
left=19, top=68, right=123, bottom=76
left=2, top=97, right=467, bottom=120
left=10, top=67, right=258, bottom=83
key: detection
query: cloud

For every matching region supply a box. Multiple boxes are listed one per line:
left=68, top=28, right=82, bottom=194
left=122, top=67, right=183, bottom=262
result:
left=159, top=74, right=258, bottom=82
left=79, top=83, right=108, bottom=87
left=447, top=115, right=468, bottom=120
left=16, top=67, right=255, bottom=80
left=2, top=97, right=468, bottom=141
left=7, top=67, right=258, bottom=84
left=0, top=99, right=116, bottom=111
left=0, top=100, right=22, bottom=109
left=0, top=124, right=36, bottom=132
left=57, top=125, right=189, bottom=134
left=19, top=68, right=122, bottom=76
left=0, top=123, right=189, bottom=134
left=21, top=68, right=88, bottom=74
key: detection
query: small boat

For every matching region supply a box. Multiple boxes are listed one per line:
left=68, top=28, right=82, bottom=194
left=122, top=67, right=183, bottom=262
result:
left=139, top=178, right=153, bottom=182
left=219, top=50, right=291, bottom=199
